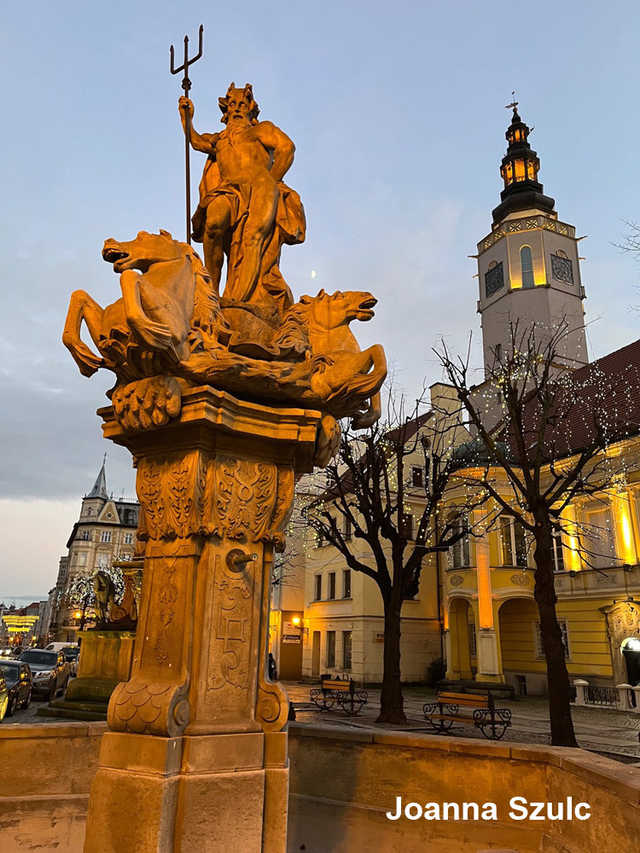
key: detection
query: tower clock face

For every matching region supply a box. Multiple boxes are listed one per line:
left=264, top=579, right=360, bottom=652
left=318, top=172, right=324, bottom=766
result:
left=551, top=253, right=574, bottom=284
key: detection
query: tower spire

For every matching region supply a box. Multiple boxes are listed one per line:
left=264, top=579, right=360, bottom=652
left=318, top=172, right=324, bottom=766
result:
left=492, top=102, right=555, bottom=225
left=87, top=456, right=108, bottom=499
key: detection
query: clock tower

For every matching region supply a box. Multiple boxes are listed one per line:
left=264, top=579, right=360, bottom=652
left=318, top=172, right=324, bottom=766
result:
left=476, top=104, right=588, bottom=374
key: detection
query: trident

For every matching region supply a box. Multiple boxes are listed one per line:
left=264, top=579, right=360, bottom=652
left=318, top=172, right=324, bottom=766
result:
left=170, top=24, right=204, bottom=245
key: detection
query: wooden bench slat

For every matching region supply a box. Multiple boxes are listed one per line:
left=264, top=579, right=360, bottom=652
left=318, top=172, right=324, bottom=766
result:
left=436, top=696, right=489, bottom=708
left=438, top=691, right=476, bottom=700
left=428, top=714, right=476, bottom=723
left=438, top=691, right=489, bottom=702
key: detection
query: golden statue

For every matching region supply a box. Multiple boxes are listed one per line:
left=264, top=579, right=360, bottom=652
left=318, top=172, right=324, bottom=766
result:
left=180, top=83, right=305, bottom=314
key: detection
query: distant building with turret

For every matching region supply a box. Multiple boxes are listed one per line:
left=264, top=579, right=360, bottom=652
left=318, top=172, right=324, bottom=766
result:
left=50, top=461, right=139, bottom=642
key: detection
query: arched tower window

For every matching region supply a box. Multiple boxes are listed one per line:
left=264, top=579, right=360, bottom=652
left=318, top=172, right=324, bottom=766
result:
left=520, top=246, right=534, bottom=289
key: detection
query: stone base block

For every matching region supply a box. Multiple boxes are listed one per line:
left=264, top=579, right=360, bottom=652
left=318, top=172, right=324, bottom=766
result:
left=83, top=731, right=288, bottom=853
left=75, top=630, right=135, bottom=683
left=45, top=631, right=136, bottom=721
left=65, top=675, right=118, bottom=704
left=39, top=698, right=107, bottom=721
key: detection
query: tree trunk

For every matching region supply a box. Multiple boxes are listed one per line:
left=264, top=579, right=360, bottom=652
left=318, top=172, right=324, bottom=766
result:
left=377, top=588, right=406, bottom=724
left=533, top=517, right=578, bottom=747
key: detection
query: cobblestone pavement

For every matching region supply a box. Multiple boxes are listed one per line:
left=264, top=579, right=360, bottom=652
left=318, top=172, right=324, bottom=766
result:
left=284, top=682, right=640, bottom=764
left=5, top=682, right=640, bottom=765
left=2, top=693, right=71, bottom=725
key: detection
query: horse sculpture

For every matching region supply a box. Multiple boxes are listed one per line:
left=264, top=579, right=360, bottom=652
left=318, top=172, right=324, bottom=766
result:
left=63, top=233, right=387, bottom=447
left=62, top=230, right=226, bottom=381
left=279, top=289, right=387, bottom=428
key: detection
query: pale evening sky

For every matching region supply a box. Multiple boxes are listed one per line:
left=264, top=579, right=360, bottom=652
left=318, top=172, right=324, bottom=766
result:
left=1, top=0, right=639, bottom=596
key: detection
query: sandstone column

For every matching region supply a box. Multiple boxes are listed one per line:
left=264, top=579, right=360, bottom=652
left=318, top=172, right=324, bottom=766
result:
left=83, top=384, right=321, bottom=853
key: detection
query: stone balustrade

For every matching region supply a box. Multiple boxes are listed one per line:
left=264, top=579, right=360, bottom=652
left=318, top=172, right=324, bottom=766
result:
left=573, top=678, right=640, bottom=712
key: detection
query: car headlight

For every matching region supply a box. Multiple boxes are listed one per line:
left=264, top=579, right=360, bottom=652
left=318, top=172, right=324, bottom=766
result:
left=34, top=670, right=52, bottom=679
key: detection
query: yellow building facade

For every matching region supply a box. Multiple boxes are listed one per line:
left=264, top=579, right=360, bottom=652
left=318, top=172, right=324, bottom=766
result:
left=275, top=388, right=460, bottom=684
left=444, top=443, right=640, bottom=694
left=275, top=104, right=640, bottom=695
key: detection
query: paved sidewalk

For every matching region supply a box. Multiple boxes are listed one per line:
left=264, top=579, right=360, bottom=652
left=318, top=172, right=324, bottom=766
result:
left=10, top=682, right=640, bottom=764
left=284, top=682, right=640, bottom=763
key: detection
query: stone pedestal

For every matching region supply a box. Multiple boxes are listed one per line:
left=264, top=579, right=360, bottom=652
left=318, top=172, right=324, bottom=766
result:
left=83, top=384, right=321, bottom=853
left=46, top=630, right=135, bottom=720
left=474, top=628, right=505, bottom=683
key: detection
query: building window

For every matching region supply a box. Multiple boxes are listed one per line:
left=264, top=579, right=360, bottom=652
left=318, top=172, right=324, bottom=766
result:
left=520, top=246, right=534, bottom=289
left=499, top=516, right=528, bottom=567
left=535, top=621, right=570, bottom=659
left=344, top=516, right=352, bottom=540
left=412, top=466, right=424, bottom=488
left=75, top=552, right=87, bottom=567
left=583, top=507, right=616, bottom=569
left=328, top=572, right=336, bottom=600
left=342, top=631, right=352, bottom=670
left=78, top=529, right=91, bottom=541
left=343, top=570, right=351, bottom=598
left=551, top=253, right=574, bottom=284
left=450, top=514, right=471, bottom=569
left=326, top=631, right=336, bottom=668
left=552, top=527, right=565, bottom=572
left=124, top=532, right=134, bottom=545
left=468, top=621, right=477, bottom=658
left=402, top=514, right=414, bottom=541
left=485, top=261, right=504, bottom=297
left=314, top=574, right=322, bottom=601
left=100, top=530, right=112, bottom=543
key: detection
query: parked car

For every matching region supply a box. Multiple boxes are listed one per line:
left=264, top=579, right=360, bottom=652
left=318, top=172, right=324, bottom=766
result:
left=19, top=649, right=69, bottom=701
left=62, top=646, right=80, bottom=677
left=0, top=673, right=8, bottom=721
left=45, top=642, right=72, bottom=653
left=0, top=660, right=32, bottom=715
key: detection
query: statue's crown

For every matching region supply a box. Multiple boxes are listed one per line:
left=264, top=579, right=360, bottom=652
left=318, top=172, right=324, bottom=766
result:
left=218, top=82, right=260, bottom=123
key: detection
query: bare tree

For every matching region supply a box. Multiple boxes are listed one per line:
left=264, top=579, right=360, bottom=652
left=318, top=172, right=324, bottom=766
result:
left=616, top=221, right=640, bottom=258
left=436, top=321, right=640, bottom=746
left=306, top=394, right=487, bottom=724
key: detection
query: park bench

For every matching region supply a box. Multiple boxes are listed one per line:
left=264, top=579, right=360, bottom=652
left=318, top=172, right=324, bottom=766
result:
left=423, top=690, right=512, bottom=740
left=310, top=675, right=368, bottom=716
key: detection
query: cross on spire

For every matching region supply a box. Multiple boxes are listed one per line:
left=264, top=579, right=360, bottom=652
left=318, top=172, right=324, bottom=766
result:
left=87, top=455, right=108, bottom=499
left=505, top=90, right=518, bottom=112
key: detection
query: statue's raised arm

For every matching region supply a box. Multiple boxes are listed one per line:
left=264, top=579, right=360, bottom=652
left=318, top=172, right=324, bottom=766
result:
left=178, top=96, right=218, bottom=154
